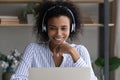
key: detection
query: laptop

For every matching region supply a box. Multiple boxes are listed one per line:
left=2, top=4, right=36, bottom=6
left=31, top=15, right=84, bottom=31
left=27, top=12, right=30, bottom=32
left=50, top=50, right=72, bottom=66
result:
left=29, top=67, right=90, bottom=80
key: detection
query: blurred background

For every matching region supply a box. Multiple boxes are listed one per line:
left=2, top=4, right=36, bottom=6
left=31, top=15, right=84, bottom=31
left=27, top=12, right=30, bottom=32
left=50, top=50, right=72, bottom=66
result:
left=0, top=0, right=119, bottom=80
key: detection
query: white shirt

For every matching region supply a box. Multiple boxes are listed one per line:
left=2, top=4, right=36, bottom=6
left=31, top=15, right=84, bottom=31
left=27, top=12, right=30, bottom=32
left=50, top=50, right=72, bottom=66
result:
left=10, top=42, right=97, bottom=80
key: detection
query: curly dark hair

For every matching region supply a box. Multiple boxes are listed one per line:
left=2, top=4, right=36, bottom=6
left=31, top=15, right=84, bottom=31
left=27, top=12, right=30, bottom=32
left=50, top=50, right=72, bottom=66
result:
left=34, top=1, right=83, bottom=42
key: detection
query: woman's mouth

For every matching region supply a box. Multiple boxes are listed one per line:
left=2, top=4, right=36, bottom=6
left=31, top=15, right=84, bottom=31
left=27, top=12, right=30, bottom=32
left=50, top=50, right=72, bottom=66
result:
left=53, top=37, right=64, bottom=43
left=55, top=37, right=62, bottom=40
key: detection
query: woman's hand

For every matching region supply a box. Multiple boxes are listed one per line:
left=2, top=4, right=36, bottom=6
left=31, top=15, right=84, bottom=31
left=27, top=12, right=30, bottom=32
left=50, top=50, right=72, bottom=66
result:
left=53, top=42, right=80, bottom=62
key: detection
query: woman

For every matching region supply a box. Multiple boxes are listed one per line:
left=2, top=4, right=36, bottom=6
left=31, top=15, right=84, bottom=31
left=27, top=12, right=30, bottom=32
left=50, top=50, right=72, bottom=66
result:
left=10, top=1, right=97, bottom=80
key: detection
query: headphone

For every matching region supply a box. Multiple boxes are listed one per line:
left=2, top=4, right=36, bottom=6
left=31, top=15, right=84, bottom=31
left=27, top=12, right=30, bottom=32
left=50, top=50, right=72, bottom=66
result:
left=42, top=5, right=76, bottom=32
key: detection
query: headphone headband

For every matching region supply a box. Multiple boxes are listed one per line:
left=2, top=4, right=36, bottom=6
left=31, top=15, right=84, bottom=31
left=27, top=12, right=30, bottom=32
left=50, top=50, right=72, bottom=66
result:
left=42, top=5, right=76, bottom=32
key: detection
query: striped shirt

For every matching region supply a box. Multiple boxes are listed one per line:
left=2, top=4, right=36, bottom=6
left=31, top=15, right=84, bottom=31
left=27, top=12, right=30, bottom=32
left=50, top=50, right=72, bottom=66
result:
left=10, top=42, right=97, bottom=80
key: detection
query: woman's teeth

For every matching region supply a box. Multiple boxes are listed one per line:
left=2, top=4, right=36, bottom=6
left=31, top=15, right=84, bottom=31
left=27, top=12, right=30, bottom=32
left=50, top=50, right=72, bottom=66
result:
left=54, top=37, right=62, bottom=40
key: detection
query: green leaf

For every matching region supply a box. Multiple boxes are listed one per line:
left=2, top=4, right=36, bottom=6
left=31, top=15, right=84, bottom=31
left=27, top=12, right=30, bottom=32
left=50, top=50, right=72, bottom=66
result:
left=95, top=56, right=120, bottom=72
left=109, top=57, right=120, bottom=71
left=95, top=57, right=104, bottom=68
left=0, top=52, right=7, bottom=61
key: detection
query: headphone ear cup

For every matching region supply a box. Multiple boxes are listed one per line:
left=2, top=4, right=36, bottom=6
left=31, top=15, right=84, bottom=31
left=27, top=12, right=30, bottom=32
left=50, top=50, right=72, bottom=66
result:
left=42, top=25, right=47, bottom=32
left=71, top=23, right=75, bottom=32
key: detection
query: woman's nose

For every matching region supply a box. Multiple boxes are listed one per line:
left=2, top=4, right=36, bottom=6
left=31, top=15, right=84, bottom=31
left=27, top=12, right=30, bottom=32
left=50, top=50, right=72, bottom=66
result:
left=56, top=29, right=62, bottom=36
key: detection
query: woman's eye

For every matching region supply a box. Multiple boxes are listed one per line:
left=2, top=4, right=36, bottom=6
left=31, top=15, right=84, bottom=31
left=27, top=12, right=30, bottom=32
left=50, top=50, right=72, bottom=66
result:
left=48, top=27, right=57, bottom=30
left=61, top=27, right=67, bottom=31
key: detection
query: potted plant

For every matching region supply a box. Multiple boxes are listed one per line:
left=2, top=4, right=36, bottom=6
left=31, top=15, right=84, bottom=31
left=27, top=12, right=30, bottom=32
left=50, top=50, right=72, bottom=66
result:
left=23, top=3, right=40, bottom=24
left=95, top=56, right=120, bottom=80
left=24, top=3, right=35, bottom=24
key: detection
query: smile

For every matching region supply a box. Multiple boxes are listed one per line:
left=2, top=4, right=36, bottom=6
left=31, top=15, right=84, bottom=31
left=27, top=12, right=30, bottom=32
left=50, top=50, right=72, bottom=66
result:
left=55, top=38, right=62, bottom=40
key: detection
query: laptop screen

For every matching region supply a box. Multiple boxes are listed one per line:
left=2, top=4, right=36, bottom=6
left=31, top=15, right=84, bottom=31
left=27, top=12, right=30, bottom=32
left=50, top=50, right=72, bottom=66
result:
left=29, top=67, right=90, bottom=80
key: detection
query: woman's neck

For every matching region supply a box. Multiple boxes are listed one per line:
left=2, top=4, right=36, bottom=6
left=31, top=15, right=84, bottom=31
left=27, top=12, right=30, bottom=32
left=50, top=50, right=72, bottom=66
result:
left=49, top=41, right=57, bottom=52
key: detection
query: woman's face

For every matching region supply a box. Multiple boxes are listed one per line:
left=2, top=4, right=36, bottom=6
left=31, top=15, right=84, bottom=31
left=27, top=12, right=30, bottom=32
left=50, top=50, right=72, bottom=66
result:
left=47, top=16, right=70, bottom=45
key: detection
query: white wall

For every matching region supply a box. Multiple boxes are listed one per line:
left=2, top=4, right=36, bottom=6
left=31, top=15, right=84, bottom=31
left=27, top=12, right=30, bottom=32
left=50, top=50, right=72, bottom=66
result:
left=0, top=27, right=36, bottom=54
left=77, top=3, right=99, bottom=62
left=115, top=0, right=120, bottom=80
